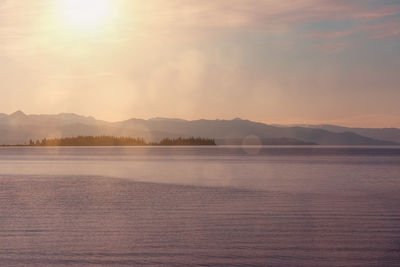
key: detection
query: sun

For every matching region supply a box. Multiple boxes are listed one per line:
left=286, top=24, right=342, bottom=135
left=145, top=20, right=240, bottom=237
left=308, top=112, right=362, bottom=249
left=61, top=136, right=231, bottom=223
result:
left=59, top=0, right=112, bottom=30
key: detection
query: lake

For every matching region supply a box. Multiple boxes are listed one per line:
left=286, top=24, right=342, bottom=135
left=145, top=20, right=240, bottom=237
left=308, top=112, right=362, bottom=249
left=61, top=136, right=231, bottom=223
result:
left=0, top=146, right=399, bottom=266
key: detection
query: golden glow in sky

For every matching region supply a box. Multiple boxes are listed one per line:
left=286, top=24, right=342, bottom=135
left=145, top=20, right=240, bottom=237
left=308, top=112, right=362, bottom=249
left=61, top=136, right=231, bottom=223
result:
left=0, top=0, right=399, bottom=127
left=58, top=0, right=113, bottom=30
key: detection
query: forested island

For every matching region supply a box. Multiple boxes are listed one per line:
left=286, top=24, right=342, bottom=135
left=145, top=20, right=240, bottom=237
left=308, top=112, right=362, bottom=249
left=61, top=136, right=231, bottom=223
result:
left=24, top=136, right=216, bottom=146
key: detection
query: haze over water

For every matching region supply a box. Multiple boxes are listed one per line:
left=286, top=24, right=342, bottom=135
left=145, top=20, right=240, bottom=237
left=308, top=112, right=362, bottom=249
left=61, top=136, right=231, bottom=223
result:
left=1, top=146, right=400, bottom=266
left=1, top=0, right=400, bottom=265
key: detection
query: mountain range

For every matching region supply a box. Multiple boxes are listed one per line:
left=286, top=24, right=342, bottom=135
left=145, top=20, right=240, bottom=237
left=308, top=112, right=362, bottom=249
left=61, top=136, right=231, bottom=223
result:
left=0, top=111, right=399, bottom=146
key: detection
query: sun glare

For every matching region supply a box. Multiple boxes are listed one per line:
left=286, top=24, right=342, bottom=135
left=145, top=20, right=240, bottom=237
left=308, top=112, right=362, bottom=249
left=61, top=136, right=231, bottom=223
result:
left=59, top=0, right=112, bottom=30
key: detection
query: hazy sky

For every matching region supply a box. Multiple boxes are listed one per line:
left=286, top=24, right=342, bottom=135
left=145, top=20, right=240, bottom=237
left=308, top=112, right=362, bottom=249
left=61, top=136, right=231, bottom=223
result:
left=0, top=0, right=399, bottom=127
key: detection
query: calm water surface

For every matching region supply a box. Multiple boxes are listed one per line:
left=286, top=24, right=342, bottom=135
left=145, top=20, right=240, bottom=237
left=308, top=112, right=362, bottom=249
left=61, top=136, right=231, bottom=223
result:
left=0, top=146, right=399, bottom=266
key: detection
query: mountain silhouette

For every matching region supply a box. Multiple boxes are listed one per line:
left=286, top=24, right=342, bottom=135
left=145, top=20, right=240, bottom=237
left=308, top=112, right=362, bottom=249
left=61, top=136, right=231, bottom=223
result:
left=301, top=125, right=400, bottom=143
left=0, top=111, right=398, bottom=146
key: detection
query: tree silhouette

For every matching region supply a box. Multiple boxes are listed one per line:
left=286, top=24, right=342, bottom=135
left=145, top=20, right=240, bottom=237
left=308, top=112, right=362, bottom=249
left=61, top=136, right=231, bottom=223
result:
left=27, top=136, right=216, bottom=146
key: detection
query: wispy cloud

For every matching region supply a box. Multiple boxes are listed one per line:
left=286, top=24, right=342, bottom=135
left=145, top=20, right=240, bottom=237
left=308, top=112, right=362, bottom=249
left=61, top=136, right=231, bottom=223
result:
left=354, top=5, right=400, bottom=20
left=137, top=1, right=400, bottom=31
left=1, top=0, right=400, bottom=49
left=124, top=0, right=400, bottom=53
left=305, top=29, right=357, bottom=40
left=363, top=19, right=400, bottom=39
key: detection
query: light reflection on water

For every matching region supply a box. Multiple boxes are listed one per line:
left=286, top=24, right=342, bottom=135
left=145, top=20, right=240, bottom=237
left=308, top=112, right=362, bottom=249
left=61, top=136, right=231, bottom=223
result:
left=0, top=146, right=399, bottom=266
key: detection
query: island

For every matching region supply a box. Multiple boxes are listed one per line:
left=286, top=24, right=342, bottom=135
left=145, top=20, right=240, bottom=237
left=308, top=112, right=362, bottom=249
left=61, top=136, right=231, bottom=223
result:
left=23, top=136, right=217, bottom=146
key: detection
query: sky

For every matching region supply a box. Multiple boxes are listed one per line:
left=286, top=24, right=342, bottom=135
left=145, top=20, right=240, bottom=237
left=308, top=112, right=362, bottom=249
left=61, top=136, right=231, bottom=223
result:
left=0, top=0, right=399, bottom=127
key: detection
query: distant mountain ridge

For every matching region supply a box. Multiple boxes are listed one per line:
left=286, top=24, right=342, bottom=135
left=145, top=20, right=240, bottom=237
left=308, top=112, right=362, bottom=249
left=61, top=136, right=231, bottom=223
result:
left=0, top=111, right=398, bottom=146
left=299, top=124, right=400, bottom=143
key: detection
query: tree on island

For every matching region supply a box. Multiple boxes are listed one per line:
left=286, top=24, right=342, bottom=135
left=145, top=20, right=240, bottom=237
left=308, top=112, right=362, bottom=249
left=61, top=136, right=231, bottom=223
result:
left=155, top=137, right=215, bottom=146
left=28, top=136, right=216, bottom=146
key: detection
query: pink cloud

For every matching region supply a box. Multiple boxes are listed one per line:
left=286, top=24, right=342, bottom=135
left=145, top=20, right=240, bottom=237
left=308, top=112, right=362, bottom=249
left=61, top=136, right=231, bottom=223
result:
left=136, top=0, right=400, bottom=37
left=363, top=19, right=400, bottom=39
left=354, top=5, right=400, bottom=20
left=2, top=0, right=400, bottom=51
left=128, top=0, right=400, bottom=55
left=305, top=29, right=357, bottom=40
